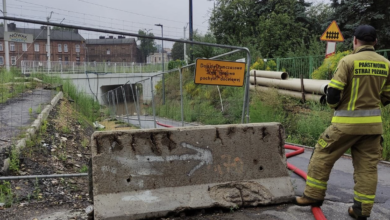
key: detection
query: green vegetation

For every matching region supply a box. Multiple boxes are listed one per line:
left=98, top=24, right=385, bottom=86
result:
left=35, top=104, right=42, bottom=114
left=312, top=51, right=352, bottom=80
left=36, top=73, right=100, bottom=122
left=79, top=165, right=89, bottom=173
left=0, top=181, right=13, bottom=207
left=153, top=68, right=244, bottom=125
left=0, top=69, right=37, bottom=103
left=9, top=146, right=20, bottom=172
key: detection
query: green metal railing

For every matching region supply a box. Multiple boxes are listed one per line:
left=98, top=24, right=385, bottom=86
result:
left=263, top=49, right=390, bottom=79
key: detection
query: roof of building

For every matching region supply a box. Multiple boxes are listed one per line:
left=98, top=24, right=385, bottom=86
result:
left=0, top=27, right=85, bottom=41
left=85, top=38, right=136, bottom=45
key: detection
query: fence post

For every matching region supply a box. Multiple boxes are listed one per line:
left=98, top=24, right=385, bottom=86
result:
left=121, top=86, right=131, bottom=125
left=72, top=62, right=75, bottom=74
left=84, top=61, right=87, bottom=74
left=135, top=84, right=142, bottom=127
left=115, top=63, right=117, bottom=73
left=150, top=77, right=156, bottom=128
left=179, top=68, right=184, bottom=127
left=276, top=58, right=280, bottom=71
left=132, top=62, right=134, bottom=73
left=309, top=56, right=314, bottom=79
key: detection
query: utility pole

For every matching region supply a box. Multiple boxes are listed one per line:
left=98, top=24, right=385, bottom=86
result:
left=155, top=23, right=165, bottom=105
left=184, top=23, right=188, bottom=65
left=189, top=0, right=193, bottom=61
left=3, top=0, right=9, bottom=71
left=47, top=11, right=53, bottom=73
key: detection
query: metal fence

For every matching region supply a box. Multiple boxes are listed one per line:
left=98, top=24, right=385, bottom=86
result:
left=21, top=61, right=169, bottom=75
left=264, top=49, right=390, bottom=79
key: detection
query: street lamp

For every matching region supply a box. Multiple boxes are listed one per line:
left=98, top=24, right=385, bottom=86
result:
left=155, top=23, right=165, bottom=105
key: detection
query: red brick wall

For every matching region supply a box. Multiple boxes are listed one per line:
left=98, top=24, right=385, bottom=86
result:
left=0, top=40, right=86, bottom=67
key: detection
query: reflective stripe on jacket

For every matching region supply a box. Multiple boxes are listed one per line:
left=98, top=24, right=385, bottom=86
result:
left=328, top=45, right=390, bottom=135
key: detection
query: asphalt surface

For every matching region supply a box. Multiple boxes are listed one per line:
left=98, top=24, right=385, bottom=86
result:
left=0, top=89, right=54, bottom=150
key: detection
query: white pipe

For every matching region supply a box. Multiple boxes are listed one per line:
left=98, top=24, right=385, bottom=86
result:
left=250, top=77, right=329, bottom=95
left=250, top=70, right=289, bottom=80
left=250, top=85, right=326, bottom=103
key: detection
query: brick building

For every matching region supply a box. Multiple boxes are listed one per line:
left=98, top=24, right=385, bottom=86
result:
left=0, top=23, right=86, bottom=67
left=85, top=37, right=142, bottom=63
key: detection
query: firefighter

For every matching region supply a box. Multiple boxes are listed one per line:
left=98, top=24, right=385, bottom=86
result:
left=293, top=25, right=390, bottom=220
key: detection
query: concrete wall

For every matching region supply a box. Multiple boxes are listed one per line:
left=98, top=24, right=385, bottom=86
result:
left=91, top=123, right=294, bottom=220
left=59, top=73, right=162, bottom=104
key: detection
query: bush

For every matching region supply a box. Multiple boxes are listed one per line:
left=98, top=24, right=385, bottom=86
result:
left=312, top=50, right=351, bottom=79
left=168, top=60, right=186, bottom=70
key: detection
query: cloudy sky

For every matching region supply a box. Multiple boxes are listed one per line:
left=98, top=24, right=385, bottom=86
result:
left=4, top=0, right=326, bottom=48
left=4, top=0, right=215, bottom=48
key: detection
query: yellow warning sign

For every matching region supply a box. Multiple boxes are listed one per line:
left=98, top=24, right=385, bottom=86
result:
left=320, top=20, right=344, bottom=42
left=195, top=59, right=246, bottom=87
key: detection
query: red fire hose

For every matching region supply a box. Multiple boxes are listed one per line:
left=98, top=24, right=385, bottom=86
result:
left=156, top=122, right=327, bottom=220
left=285, top=144, right=327, bottom=220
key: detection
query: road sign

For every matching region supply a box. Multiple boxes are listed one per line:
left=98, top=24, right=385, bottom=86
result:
left=326, top=42, right=336, bottom=58
left=320, top=20, right=344, bottom=42
left=195, top=59, right=246, bottom=87
left=4, top=32, right=34, bottom=43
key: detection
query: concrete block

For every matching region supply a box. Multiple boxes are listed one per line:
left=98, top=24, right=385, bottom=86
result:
left=91, top=123, right=294, bottom=220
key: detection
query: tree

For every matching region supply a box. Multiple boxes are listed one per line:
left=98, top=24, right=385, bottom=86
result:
left=328, top=0, right=390, bottom=51
left=138, top=30, right=157, bottom=63
left=171, top=41, right=187, bottom=60
left=209, top=0, right=314, bottom=58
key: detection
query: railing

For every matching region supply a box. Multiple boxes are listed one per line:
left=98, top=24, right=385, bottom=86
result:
left=264, top=49, right=390, bottom=79
left=20, top=61, right=169, bottom=74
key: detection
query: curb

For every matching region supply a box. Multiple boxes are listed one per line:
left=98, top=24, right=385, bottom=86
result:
left=1, top=92, right=64, bottom=174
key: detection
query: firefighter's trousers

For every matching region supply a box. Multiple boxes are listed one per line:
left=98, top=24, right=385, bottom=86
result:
left=303, top=124, right=382, bottom=217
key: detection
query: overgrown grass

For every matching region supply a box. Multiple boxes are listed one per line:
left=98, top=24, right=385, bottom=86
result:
left=0, top=181, right=13, bottom=207
left=34, top=73, right=100, bottom=122
left=0, top=69, right=38, bottom=103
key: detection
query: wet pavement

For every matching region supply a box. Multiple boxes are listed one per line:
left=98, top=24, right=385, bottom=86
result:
left=0, top=89, right=54, bottom=158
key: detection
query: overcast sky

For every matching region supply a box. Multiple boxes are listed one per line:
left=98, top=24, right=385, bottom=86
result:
left=5, top=0, right=215, bottom=48
left=4, top=0, right=326, bottom=48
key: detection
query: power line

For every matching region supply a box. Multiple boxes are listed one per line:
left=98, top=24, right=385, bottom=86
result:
left=5, top=13, right=184, bottom=39
left=14, top=0, right=208, bottom=29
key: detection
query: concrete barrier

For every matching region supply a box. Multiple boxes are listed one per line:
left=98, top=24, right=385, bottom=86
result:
left=91, top=123, right=294, bottom=220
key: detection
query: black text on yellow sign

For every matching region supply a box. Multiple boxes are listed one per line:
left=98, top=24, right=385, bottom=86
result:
left=354, top=60, right=389, bottom=77
left=194, top=59, right=246, bottom=87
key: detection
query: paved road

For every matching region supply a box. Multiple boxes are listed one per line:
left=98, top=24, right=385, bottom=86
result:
left=0, top=89, right=54, bottom=150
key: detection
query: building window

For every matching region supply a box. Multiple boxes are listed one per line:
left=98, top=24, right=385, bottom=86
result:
left=22, top=43, right=27, bottom=52
left=0, top=56, right=4, bottom=65
left=64, top=44, right=68, bottom=52
left=58, top=57, right=62, bottom=61
left=10, top=42, right=15, bottom=51
left=58, top=44, right=62, bottom=53
left=65, top=57, right=68, bottom=61
left=11, top=56, right=16, bottom=65
left=34, top=43, right=39, bottom=52
left=75, top=44, right=80, bottom=52
left=0, top=43, right=3, bottom=51
left=107, top=49, right=110, bottom=55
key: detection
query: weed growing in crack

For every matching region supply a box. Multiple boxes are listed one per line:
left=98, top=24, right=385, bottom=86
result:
left=79, top=165, right=88, bottom=173
left=33, top=178, right=42, bottom=200
left=35, top=104, right=42, bottom=114
left=81, top=138, right=89, bottom=148
left=62, top=126, right=71, bottom=134
left=40, top=120, right=48, bottom=133
left=0, top=181, right=13, bottom=207
left=28, top=107, right=33, bottom=115
left=9, top=146, right=20, bottom=172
